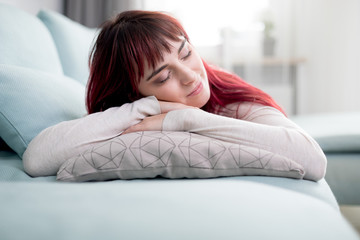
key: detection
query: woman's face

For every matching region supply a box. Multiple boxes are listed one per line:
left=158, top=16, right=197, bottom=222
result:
left=138, top=37, right=210, bottom=108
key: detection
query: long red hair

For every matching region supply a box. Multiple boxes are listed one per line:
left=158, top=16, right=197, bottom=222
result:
left=87, top=10, right=285, bottom=115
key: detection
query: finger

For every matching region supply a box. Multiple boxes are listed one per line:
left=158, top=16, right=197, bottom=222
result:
left=121, top=124, right=140, bottom=135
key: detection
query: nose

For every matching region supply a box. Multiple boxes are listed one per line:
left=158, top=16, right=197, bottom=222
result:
left=176, top=64, right=196, bottom=85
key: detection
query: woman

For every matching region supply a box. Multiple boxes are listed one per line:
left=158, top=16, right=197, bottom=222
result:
left=23, top=10, right=326, bottom=181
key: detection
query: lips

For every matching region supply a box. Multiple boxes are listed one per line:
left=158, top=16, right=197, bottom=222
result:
left=187, top=82, right=203, bottom=97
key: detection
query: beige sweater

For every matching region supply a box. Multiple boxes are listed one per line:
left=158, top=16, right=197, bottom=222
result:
left=23, top=96, right=327, bottom=181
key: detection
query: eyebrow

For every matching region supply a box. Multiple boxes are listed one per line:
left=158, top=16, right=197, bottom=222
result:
left=146, top=39, right=187, bottom=81
left=178, top=39, right=186, bottom=54
left=146, top=64, right=169, bottom=81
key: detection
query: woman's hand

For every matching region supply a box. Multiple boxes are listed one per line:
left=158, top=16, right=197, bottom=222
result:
left=122, top=101, right=196, bottom=135
left=122, top=113, right=167, bottom=135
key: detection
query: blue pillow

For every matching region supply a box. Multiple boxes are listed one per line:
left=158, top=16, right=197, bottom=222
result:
left=0, top=3, right=63, bottom=74
left=37, top=9, right=98, bottom=85
left=0, top=64, right=86, bottom=157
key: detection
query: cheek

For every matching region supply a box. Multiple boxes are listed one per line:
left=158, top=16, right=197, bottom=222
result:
left=137, top=84, right=150, bottom=96
left=138, top=84, right=160, bottom=98
left=154, top=84, right=180, bottom=101
left=192, top=54, right=206, bottom=76
left=139, top=82, right=180, bottom=102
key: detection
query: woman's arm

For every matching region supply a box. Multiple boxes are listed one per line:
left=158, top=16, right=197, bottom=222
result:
left=23, top=96, right=161, bottom=177
left=162, top=103, right=327, bottom=181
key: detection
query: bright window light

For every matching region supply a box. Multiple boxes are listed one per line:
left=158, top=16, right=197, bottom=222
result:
left=143, top=0, right=269, bottom=46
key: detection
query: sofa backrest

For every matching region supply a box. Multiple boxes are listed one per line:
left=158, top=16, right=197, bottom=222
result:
left=0, top=4, right=93, bottom=156
left=37, top=10, right=98, bottom=85
left=0, top=3, right=63, bottom=74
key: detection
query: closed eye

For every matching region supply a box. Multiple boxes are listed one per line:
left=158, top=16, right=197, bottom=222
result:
left=181, top=50, right=192, bottom=60
left=156, top=71, right=171, bottom=85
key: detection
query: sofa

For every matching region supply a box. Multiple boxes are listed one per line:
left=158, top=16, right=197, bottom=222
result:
left=0, top=3, right=359, bottom=240
left=292, top=112, right=360, bottom=205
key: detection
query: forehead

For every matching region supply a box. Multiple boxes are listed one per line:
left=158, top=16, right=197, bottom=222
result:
left=144, top=36, right=185, bottom=69
left=156, top=36, right=185, bottom=58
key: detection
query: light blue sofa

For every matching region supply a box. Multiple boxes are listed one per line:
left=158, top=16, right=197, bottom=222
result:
left=0, top=3, right=359, bottom=240
left=293, top=113, right=360, bottom=205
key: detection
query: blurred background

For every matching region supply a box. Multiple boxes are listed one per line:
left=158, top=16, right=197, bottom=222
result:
left=2, top=0, right=360, bottom=117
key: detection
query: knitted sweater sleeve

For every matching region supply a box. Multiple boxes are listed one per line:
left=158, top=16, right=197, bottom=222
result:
left=162, top=103, right=327, bottom=181
left=23, top=96, right=161, bottom=176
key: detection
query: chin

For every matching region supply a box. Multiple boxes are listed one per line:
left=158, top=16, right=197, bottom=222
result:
left=192, top=94, right=210, bottom=108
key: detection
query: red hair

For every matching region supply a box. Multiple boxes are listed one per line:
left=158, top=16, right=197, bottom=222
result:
left=202, top=61, right=285, bottom=115
left=87, top=10, right=285, bottom=115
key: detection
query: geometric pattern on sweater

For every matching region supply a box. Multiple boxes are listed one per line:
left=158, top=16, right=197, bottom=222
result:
left=57, top=131, right=305, bottom=181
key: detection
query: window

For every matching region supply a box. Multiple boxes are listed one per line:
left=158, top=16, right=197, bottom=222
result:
left=143, top=0, right=269, bottom=47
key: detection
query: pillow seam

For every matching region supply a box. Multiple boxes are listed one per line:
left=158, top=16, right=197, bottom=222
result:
left=0, top=111, right=28, bottom=149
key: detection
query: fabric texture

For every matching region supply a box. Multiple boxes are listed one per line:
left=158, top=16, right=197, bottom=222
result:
left=0, top=151, right=338, bottom=208
left=0, top=156, right=354, bottom=240
left=292, top=112, right=360, bottom=152
left=162, top=106, right=327, bottom=181
left=24, top=97, right=326, bottom=181
left=57, top=131, right=305, bottom=181
left=37, top=9, right=98, bottom=85
left=0, top=3, right=63, bottom=74
left=23, top=97, right=160, bottom=176
left=0, top=64, right=86, bottom=157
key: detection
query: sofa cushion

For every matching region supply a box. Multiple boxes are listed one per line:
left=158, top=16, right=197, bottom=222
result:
left=0, top=64, right=86, bottom=157
left=37, top=9, right=98, bottom=85
left=0, top=3, right=63, bottom=74
left=292, top=112, right=360, bottom=152
left=57, top=131, right=305, bottom=182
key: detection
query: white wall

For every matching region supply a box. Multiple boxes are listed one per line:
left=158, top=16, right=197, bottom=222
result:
left=293, top=0, right=360, bottom=114
left=0, top=0, right=63, bottom=15
left=201, top=0, right=360, bottom=115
